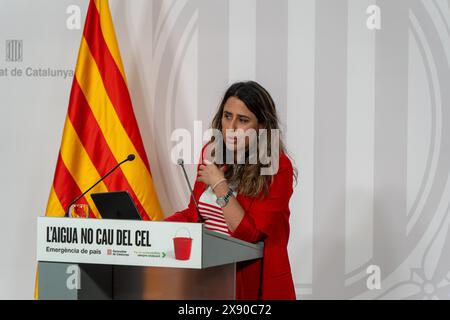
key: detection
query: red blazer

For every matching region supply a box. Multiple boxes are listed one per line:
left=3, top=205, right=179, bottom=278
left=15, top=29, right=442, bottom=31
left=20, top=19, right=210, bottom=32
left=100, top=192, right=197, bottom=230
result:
left=164, top=144, right=296, bottom=300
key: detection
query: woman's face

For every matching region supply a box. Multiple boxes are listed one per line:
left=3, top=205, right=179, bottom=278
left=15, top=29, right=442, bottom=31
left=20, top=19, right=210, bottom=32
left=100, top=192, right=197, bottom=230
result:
left=221, top=96, right=261, bottom=152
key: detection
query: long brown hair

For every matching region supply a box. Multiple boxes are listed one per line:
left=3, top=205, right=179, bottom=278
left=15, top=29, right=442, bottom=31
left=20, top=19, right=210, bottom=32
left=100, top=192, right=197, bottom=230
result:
left=209, top=81, right=298, bottom=198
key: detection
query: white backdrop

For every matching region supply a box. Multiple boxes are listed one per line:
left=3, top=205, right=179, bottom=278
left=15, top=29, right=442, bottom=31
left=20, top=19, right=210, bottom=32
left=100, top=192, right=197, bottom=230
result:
left=1, top=0, right=450, bottom=299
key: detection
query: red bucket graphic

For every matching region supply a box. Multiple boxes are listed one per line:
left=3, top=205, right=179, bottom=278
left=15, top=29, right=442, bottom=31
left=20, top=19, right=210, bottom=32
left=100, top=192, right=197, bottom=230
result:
left=173, top=228, right=193, bottom=260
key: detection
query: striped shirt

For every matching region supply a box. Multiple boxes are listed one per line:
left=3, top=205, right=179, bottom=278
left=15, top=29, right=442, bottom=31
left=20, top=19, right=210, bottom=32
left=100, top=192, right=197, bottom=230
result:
left=198, top=186, right=237, bottom=236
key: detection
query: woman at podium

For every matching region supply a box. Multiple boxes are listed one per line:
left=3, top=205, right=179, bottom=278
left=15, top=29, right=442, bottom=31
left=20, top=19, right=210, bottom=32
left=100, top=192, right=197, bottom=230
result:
left=165, top=81, right=298, bottom=300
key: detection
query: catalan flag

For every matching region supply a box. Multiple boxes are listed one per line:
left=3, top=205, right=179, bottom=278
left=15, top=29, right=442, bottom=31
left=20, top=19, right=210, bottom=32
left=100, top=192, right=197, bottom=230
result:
left=35, top=0, right=163, bottom=299
left=45, top=0, right=164, bottom=221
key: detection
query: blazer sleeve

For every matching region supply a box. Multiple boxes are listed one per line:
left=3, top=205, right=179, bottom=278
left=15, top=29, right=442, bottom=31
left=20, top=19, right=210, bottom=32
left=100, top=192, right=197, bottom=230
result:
left=230, top=155, right=294, bottom=243
left=164, top=143, right=210, bottom=222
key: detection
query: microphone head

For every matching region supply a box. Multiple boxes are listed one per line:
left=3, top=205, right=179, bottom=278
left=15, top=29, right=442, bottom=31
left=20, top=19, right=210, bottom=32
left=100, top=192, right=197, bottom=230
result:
left=127, top=154, right=136, bottom=161
left=177, top=158, right=184, bottom=166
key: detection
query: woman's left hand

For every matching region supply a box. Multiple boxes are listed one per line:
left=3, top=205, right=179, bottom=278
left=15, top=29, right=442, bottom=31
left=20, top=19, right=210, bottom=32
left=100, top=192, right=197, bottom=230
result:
left=198, top=160, right=227, bottom=187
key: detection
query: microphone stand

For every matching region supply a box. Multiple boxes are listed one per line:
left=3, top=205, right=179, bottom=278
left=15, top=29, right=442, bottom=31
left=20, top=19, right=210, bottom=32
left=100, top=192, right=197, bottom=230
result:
left=65, top=155, right=135, bottom=217
left=177, top=159, right=204, bottom=223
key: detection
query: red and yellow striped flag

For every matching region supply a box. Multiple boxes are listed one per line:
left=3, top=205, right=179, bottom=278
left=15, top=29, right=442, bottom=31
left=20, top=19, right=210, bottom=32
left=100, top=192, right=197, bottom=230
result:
left=46, top=0, right=163, bottom=221
left=35, top=0, right=163, bottom=299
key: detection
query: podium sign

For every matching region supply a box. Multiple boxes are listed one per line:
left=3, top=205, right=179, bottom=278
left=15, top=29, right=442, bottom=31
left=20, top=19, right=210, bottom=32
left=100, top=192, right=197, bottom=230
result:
left=37, top=217, right=264, bottom=299
left=37, top=217, right=203, bottom=268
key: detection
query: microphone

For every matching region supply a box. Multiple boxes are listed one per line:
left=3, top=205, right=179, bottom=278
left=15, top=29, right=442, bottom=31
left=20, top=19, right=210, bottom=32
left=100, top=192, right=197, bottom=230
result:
left=177, top=158, right=204, bottom=223
left=65, top=154, right=136, bottom=216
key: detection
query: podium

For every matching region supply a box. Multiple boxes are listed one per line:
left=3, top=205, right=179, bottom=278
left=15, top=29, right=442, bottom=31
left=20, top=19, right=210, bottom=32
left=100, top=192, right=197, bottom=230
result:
left=36, top=217, right=264, bottom=300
